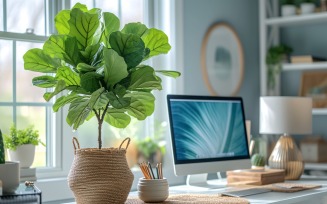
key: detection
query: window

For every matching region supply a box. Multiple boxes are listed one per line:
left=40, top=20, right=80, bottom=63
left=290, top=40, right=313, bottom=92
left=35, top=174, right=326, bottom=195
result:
left=0, top=0, right=54, bottom=169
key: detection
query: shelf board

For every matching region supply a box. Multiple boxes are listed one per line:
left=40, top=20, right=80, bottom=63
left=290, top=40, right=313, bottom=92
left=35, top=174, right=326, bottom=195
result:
left=265, top=12, right=327, bottom=26
left=282, top=62, right=327, bottom=71
left=312, top=108, right=327, bottom=115
left=305, top=162, right=327, bottom=170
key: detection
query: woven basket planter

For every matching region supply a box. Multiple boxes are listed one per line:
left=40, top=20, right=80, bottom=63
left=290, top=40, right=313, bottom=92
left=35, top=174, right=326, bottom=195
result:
left=68, top=137, right=134, bottom=204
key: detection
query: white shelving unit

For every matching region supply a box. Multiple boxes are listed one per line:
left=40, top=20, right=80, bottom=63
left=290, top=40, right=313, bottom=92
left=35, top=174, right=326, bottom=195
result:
left=283, top=62, right=327, bottom=71
left=260, top=0, right=327, bottom=172
left=265, top=12, right=327, bottom=26
left=260, top=0, right=327, bottom=116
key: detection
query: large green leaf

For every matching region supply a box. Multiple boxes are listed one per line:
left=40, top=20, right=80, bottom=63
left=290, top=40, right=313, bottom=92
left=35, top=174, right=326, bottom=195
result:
left=55, top=10, right=70, bottom=35
left=142, top=28, right=171, bottom=59
left=53, top=93, right=81, bottom=112
left=126, top=97, right=147, bottom=120
left=155, top=70, right=181, bottom=78
left=56, top=66, right=80, bottom=86
left=80, top=43, right=103, bottom=66
left=126, top=92, right=155, bottom=116
left=66, top=98, right=91, bottom=130
left=113, top=84, right=127, bottom=98
left=102, top=12, right=120, bottom=47
left=80, top=72, right=103, bottom=93
left=103, top=48, right=128, bottom=89
left=43, top=35, right=80, bottom=66
left=109, top=31, right=145, bottom=69
left=32, top=75, right=57, bottom=88
left=69, top=8, right=102, bottom=49
left=121, top=23, right=148, bottom=37
left=107, top=92, right=131, bottom=109
left=43, top=80, right=66, bottom=101
left=24, top=48, right=61, bottom=73
left=76, top=63, right=97, bottom=73
left=104, top=108, right=131, bottom=128
left=93, top=92, right=110, bottom=110
left=88, top=87, right=108, bottom=110
left=128, top=66, right=162, bottom=90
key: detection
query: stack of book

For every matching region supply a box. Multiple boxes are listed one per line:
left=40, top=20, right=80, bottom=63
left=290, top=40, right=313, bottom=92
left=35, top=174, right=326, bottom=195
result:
left=290, top=55, right=327, bottom=63
left=20, top=168, right=36, bottom=182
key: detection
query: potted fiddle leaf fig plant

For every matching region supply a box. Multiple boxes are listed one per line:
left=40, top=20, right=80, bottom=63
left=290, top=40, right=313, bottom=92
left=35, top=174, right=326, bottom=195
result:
left=23, top=3, right=180, bottom=203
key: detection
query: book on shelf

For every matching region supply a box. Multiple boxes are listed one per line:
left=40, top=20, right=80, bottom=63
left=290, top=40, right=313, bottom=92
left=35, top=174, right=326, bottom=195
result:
left=290, top=55, right=327, bottom=63
left=20, top=168, right=36, bottom=177
left=20, top=168, right=36, bottom=182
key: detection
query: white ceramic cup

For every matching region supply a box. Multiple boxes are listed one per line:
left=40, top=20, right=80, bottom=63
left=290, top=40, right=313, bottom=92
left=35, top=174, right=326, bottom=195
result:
left=281, top=5, right=296, bottom=16
left=137, top=178, right=169, bottom=203
left=301, top=3, right=315, bottom=14
left=0, top=161, right=20, bottom=193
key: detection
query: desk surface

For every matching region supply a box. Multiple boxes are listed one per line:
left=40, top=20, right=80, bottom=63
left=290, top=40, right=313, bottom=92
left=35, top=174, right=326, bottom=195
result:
left=66, top=179, right=327, bottom=204
left=165, top=179, right=327, bottom=204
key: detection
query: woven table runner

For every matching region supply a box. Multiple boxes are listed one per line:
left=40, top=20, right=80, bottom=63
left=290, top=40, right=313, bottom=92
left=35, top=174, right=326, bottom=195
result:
left=126, top=194, right=249, bottom=204
left=265, top=183, right=321, bottom=193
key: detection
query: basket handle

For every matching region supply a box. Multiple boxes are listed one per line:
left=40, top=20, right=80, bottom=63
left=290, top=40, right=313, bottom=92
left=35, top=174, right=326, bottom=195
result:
left=72, top=137, right=80, bottom=155
left=119, top=137, right=131, bottom=150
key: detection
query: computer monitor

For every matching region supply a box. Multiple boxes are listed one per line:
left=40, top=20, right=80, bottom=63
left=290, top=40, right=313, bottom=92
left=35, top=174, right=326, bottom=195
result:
left=167, top=94, right=251, bottom=187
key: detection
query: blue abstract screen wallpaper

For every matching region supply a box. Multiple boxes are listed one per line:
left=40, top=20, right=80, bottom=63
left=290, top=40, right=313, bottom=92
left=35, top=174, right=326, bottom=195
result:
left=170, top=99, right=248, bottom=162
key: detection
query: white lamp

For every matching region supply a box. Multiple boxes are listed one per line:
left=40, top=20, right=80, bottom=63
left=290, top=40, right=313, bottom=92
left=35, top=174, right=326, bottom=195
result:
left=260, top=97, right=312, bottom=180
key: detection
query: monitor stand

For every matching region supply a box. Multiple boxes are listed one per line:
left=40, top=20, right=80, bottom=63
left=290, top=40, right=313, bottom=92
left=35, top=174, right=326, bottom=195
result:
left=186, top=172, right=227, bottom=189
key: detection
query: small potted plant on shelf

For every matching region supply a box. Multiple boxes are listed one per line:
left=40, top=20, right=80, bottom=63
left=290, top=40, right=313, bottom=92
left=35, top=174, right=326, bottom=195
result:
left=0, top=130, right=20, bottom=193
left=281, top=0, right=297, bottom=16
left=4, top=125, right=45, bottom=168
left=266, top=44, right=293, bottom=95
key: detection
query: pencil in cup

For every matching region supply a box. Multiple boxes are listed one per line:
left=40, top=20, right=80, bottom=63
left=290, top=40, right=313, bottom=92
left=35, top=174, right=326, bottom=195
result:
left=139, top=162, right=163, bottom=179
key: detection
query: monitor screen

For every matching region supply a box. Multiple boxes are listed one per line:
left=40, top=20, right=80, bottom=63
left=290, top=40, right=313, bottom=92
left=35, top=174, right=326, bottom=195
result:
left=167, top=95, right=250, bottom=176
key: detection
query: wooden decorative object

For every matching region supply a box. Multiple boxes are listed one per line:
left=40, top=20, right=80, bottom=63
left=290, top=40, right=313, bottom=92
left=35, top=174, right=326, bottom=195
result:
left=226, top=169, right=285, bottom=186
left=299, top=71, right=327, bottom=108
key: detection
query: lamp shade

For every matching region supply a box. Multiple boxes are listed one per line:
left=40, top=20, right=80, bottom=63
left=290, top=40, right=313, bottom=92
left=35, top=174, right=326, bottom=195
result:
left=260, top=97, right=312, bottom=135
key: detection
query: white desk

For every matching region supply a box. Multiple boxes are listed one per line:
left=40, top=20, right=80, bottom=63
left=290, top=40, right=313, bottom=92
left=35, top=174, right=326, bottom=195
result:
left=65, top=179, right=327, bottom=204
left=164, top=179, right=327, bottom=204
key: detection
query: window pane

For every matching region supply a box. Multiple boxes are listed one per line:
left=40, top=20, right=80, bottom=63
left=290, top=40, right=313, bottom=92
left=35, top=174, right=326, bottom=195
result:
left=121, top=0, right=144, bottom=25
left=16, top=41, right=45, bottom=102
left=95, top=0, right=119, bottom=14
left=0, top=0, right=3, bottom=31
left=70, top=0, right=93, bottom=9
left=17, top=106, right=46, bottom=167
left=0, top=40, right=13, bottom=102
left=7, top=0, right=45, bottom=35
left=0, top=107, right=13, bottom=133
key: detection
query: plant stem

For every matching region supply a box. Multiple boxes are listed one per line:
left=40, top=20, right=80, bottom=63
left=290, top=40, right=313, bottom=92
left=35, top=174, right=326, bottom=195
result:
left=93, top=110, right=102, bottom=149
left=94, top=103, right=110, bottom=149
